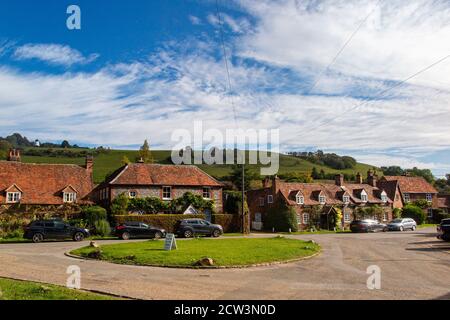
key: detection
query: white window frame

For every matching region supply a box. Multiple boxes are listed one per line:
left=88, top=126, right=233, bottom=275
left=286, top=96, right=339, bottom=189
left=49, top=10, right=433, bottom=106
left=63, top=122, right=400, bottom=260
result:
left=296, top=213, right=301, bottom=225
left=296, top=195, right=304, bottom=205
left=360, top=190, right=368, bottom=202
left=303, top=213, right=310, bottom=224
left=427, top=208, right=433, bottom=218
left=383, top=212, right=388, bottom=222
left=255, top=212, right=262, bottom=223
left=404, top=193, right=410, bottom=203
left=162, top=186, right=172, bottom=200
left=343, top=195, right=350, bottom=204
left=267, top=195, right=273, bottom=204
left=344, top=211, right=351, bottom=222
left=6, top=192, right=21, bottom=203
left=202, top=187, right=211, bottom=199
left=319, top=195, right=326, bottom=205
left=259, top=197, right=264, bottom=207
left=63, top=192, right=77, bottom=203
left=426, top=193, right=432, bottom=202
left=129, top=191, right=137, bottom=198
left=381, top=195, right=388, bottom=203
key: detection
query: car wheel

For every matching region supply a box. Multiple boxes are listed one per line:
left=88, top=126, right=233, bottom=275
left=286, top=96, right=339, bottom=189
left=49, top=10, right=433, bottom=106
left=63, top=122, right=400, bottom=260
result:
left=399, top=226, right=404, bottom=232
left=412, top=225, right=416, bottom=231
left=154, top=231, right=162, bottom=240
left=212, top=229, right=221, bottom=238
left=184, top=230, right=193, bottom=238
left=73, top=232, right=85, bottom=242
left=32, top=233, right=44, bottom=243
left=121, top=232, right=130, bottom=240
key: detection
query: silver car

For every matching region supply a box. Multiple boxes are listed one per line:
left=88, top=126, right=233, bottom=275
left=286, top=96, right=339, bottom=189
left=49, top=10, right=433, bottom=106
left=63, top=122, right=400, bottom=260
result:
left=387, top=218, right=417, bottom=231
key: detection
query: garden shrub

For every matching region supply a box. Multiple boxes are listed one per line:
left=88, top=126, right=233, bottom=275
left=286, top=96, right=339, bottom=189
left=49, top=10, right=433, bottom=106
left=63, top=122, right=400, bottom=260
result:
left=413, top=199, right=430, bottom=210
left=113, top=214, right=205, bottom=232
left=128, top=196, right=169, bottom=214
left=93, top=219, right=111, bottom=237
left=211, top=214, right=241, bottom=233
left=82, top=206, right=107, bottom=227
left=264, top=201, right=299, bottom=232
left=402, top=205, right=426, bottom=225
left=393, top=208, right=402, bottom=219
left=110, top=193, right=129, bottom=215
left=432, top=209, right=450, bottom=223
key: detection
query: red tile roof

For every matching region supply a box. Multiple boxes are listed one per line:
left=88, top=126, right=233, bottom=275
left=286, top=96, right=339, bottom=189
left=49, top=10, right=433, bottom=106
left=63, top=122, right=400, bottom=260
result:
left=0, top=161, right=94, bottom=205
left=108, top=163, right=222, bottom=187
left=382, top=176, right=437, bottom=194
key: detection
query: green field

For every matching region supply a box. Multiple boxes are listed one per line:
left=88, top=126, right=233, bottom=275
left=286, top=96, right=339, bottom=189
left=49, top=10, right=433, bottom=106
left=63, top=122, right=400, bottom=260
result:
left=20, top=148, right=376, bottom=184
left=0, top=277, right=118, bottom=300
left=71, top=237, right=320, bottom=267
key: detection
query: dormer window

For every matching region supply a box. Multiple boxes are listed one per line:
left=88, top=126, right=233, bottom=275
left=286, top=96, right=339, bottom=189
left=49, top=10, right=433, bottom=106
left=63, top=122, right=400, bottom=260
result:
left=360, top=190, right=368, bottom=202
left=343, top=195, right=350, bottom=204
left=296, top=193, right=304, bottom=205
left=381, top=191, right=388, bottom=203
left=63, top=192, right=77, bottom=203
left=319, top=195, right=326, bottom=205
left=7, top=192, right=21, bottom=203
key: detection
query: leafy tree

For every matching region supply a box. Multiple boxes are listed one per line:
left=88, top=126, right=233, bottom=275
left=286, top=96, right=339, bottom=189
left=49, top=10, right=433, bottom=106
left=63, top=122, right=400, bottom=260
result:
left=393, top=208, right=402, bottom=219
left=121, top=155, right=131, bottom=165
left=406, top=167, right=434, bottom=183
left=229, top=165, right=257, bottom=191
left=279, top=172, right=313, bottom=183
left=61, top=140, right=71, bottom=148
left=413, top=199, right=429, bottom=210
left=110, top=193, right=130, bottom=215
left=305, top=205, right=322, bottom=230
left=0, top=140, right=12, bottom=160
left=82, top=206, right=107, bottom=227
left=93, top=219, right=111, bottom=237
left=402, top=204, right=426, bottom=225
left=311, top=167, right=319, bottom=179
left=138, top=139, right=154, bottom=163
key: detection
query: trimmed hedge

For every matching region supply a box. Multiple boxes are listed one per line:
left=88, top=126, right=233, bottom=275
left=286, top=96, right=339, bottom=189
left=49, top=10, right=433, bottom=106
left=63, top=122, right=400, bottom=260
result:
left=113, top=214, right=205, bottom=232
left=211, top=214, right=241, bottom=233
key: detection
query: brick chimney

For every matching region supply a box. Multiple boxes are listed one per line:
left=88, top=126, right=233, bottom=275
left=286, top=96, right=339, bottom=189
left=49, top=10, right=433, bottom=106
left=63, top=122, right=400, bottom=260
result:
left=335, top=174, right=344, bottom=186
left=355, top=172, right=362, bottom=184
left=8, top=149, right=21, bottom=162
left=272, top=175, right=281, bottom=194
left=367, top=170, right=377, bottom=187
left=262, top=176, right=271, bottom=188
left=85, top=155, right=94, bottom=177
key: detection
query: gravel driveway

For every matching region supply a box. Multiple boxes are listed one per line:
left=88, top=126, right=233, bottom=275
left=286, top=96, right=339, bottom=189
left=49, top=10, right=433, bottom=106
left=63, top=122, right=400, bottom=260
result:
left=0, top=228, right=449, bottom=300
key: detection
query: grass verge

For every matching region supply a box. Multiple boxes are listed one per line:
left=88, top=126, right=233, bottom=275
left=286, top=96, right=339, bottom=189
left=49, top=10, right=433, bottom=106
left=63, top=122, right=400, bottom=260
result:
left=71, top=237, right=320, bottom=268
left=0, top=277, right=119, bottom=300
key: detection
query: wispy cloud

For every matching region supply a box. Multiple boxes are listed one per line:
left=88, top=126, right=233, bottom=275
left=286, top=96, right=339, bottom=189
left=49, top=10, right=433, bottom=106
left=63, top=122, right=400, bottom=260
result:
left=189, top=15, right=202, bottom=25
left=13, top=43, right=99, bottom=66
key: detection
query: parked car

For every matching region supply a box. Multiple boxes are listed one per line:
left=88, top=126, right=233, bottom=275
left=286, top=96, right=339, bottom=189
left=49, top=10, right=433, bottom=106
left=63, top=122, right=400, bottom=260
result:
left=437, top=218, right=450, bottom=241
left=350, top=219, right=387, bottom=233
left=24, top=219, right=90, bottom=243
left=386, top=218, right=417, bottom=231
left=114, top=222, right=166, bottom=240
left=175, top=219, right=223, bottom=238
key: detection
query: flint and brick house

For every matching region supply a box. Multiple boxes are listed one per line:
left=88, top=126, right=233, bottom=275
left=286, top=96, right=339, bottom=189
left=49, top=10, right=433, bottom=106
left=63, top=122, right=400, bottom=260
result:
left=247, top=172, right=393, bottom=231
left=95, top=163, right=223, bottom=213
left=437, top=194, right=450, bottom=214
left=378, top=175, right=439, bottom=219
left=0, top=150, right=94, bottom=208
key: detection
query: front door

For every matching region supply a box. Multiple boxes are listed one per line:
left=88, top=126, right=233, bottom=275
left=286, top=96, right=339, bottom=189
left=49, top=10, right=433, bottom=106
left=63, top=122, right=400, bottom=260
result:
left=205, top=210, right=212, bottom=222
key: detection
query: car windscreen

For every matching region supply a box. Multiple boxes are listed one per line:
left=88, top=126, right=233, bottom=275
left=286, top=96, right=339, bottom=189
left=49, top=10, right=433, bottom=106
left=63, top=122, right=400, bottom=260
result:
left=391, top=219, right=403, bottom=223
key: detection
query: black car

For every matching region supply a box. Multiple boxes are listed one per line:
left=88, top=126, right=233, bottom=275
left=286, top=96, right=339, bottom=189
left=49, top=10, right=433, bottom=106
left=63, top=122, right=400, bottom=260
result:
left=437, top=218, right=450, bottom=241
left=175, top=219, right=223, bottom=238
left=24, top=220, right=90, bottom=243
left=114, top=222, right=166, bottom=240
left=350, top=219, right=387, bottom=233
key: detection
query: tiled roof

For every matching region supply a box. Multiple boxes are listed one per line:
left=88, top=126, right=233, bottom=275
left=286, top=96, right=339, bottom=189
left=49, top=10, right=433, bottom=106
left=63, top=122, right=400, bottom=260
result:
left=377, top=180, right=398, bottom=202
left=278, top=181, right=390, bottom=206
left=108, top=163, right=222, bottom=187
left=382, top=176, right=437, bottom=194
left=0, top=161, right=93, bottom=204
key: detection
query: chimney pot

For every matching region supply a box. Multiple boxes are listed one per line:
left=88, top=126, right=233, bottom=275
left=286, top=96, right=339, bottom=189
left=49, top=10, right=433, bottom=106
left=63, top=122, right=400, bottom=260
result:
left=7, top=149, right=21, bottom=162
left=355, top=172, right=362, bottom=184
left=335, top=174, right=344, bottom=186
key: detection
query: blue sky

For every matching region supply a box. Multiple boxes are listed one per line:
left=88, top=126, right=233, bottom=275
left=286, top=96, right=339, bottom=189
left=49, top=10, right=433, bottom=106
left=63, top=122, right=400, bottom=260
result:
left=0, top=0, right=449, bottom=177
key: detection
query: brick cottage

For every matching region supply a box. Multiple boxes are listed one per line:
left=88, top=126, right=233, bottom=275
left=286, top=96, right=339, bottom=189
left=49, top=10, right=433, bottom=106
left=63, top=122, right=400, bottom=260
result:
left=247, top=172, right=394, bottom=231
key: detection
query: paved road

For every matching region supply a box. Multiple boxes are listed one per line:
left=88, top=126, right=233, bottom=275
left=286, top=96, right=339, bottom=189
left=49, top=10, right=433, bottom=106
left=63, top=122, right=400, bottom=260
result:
left=0, top=228, right=449, bottom=300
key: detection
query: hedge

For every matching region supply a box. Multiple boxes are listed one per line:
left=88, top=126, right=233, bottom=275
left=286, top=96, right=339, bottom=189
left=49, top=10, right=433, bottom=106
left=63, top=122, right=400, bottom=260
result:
left=113, top=214, right=205, bottom=232
left=211, top=214, right=241, bottom=233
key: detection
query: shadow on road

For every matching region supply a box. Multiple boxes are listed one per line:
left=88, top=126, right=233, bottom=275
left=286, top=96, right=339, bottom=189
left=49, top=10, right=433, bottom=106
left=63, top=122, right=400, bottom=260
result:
left=434, top=292, right=450, bottom=300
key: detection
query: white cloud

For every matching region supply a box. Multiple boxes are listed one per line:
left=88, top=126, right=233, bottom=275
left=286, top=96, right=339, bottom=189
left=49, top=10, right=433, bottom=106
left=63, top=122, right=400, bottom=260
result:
left=189, top=15, right=202, bottom=25
left=13, top=44, right=99, bottom=66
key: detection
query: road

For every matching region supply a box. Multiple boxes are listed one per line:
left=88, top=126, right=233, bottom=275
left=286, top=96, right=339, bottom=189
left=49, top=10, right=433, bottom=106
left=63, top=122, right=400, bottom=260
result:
left=0, top=228, right=449, bottom=300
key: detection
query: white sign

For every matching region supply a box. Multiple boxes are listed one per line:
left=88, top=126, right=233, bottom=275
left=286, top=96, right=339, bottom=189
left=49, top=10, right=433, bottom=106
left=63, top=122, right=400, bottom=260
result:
left=164, top=233, right=177, bottom=251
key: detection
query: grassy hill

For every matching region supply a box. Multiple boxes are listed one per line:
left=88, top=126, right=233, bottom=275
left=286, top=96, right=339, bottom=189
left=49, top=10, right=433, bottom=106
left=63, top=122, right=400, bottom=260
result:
left=19, top=148, right=376, bottom=185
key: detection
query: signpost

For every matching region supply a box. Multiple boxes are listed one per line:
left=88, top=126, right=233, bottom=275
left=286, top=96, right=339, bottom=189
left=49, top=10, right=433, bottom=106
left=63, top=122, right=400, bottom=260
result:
left=164, top=233, right=177, bottom=251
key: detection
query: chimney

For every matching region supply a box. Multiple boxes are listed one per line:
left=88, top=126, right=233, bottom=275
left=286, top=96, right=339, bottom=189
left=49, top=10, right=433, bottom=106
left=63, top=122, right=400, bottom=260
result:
left=85, top=155, right=94, bottom=177
left=355, top=172, right=362, bottom=184
left=335, top=174, right=344, bottom=186
left=272, top=175, right=281, bottom=194
left=8, top=149, right=21, bottom=162
left=367, top=170, right=377, bottom=187
left=262, top=176, right=271, bottom=188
